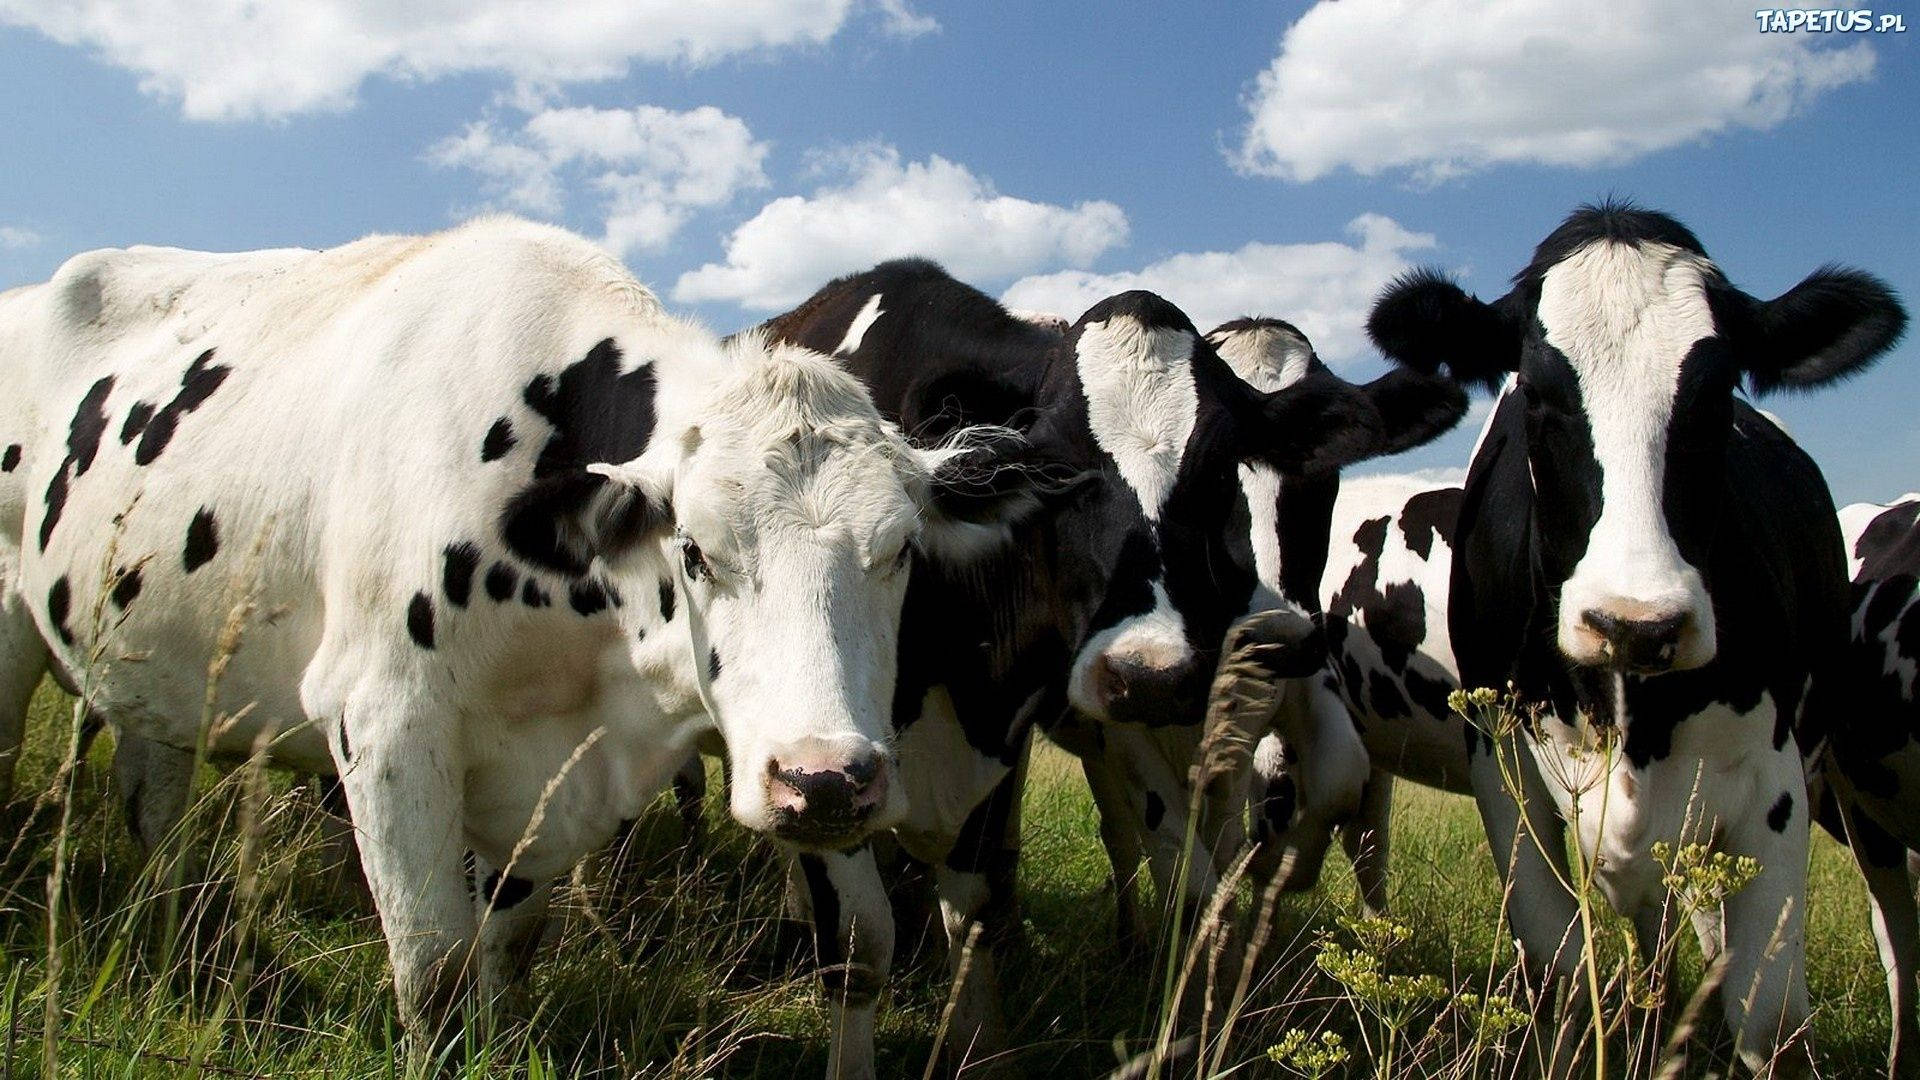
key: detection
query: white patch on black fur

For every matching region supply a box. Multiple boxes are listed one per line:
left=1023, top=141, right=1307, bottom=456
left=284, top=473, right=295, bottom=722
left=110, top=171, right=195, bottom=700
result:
left=1074, top=314, right=1197, bottom=523
left=835, top=293, right=884, bottom=357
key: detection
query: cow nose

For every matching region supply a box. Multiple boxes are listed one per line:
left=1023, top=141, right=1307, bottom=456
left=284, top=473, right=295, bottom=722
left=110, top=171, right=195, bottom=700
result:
left=1581, top=609, right=1690, bottom=673
left=1093, top=654, right=1207, bottom=725
left=766, top=750, right=889, bottom=847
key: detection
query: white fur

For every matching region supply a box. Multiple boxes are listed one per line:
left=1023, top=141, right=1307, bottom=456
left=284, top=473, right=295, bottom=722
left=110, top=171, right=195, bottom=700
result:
left=1541, top=241, right=1718, bottom=671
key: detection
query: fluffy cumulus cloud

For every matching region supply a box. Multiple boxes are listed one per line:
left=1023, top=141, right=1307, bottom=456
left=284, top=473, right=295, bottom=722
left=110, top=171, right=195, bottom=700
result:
left=430, top=104, right=770, bottom=256
left=0, top=0, right=934, bottom=121
left=1001, top=214, right=1434, bottom=368
left=0, top=226, right=41, bottom=249
left=673, top=145, right=1129, bottom=311
left=1234, top=0, right=1876, bottom=183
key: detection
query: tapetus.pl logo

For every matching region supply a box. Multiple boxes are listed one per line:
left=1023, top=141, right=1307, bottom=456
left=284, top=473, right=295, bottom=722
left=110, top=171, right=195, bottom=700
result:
left=1755, top=8, right=1907, bottom=31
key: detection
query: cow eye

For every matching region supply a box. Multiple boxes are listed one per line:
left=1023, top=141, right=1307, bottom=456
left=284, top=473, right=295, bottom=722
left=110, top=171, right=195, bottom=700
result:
left=889, top=544, right=912, bottom=575
left=680, top=536, right=712, bottom=582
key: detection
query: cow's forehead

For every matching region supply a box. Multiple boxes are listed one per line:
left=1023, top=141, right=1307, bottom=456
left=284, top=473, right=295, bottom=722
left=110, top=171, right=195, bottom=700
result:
left=677, top=340, right=922, bottom=555
left=1534, top=239, right=1717, bottom=385
left=1074, top=313, right=1198, bottom=523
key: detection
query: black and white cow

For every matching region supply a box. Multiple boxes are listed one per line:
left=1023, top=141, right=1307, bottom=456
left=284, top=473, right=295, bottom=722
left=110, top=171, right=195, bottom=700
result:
left=1368, top=201, right=1907, bottom=1071
left=1061, top=318, right=1467, bottom=941
left=0, top=220, right=1057, bottom=1071
left=759, top=261, right=1467, bottom=1067
left=1238, top=473, right=1468, bottom=919
left=1830, top=495, right=1920, bottom=1075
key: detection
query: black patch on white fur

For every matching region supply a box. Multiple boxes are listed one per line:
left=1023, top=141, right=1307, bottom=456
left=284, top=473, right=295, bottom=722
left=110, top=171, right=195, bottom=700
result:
left=1767, top=791, right=1794, bottom=832
left=47, top=576, right=74, bottom=647
left=110, top=565, right=143, bottom=611
left=657, top=579, right=675, bottom=622
left=1397, top=487, right=1461, bottom=561
left=119, top=402, right=155, bottom=444
left=521, top=579, right=550, bottom=608
left=484, top=562, right=518, bottom=602
left=501, top=339, right=659, bottom=575
left=0, top=444, right=19, bottom=472
left=481, top=418, right=517, bottom=462
left=708, top=648, right=723, bottom=682
left=568, top=579, right=611, bottom=617
left=41, top=376, right=115, bottom=550
left=442, top=543, right=480, bottom=608
left=183, top=507, right=219, bottom=572
left=133, top=348, right=231, bottom=466
left=482, top=870, right=535, bottom=910
left=407, top=592, right=435, bottom=649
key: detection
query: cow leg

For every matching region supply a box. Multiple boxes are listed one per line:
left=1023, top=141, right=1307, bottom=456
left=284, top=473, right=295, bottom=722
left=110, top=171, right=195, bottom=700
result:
left=1251, top=679, right=1368, bottom=895
left=1838, top=795, right=1919, bottom=1078
left=326, top=682, right=476, bottom=1051
left=1469, top=734, right=1586, bottom=1074
left=111, top=731, right=197, bottom=854
left=1339, top=769, right=1394, bottom=918
left=0, top=589, right=50, bottom=804
left=1051, top=715, right=1149, bottom=950
left=797, top=845, right=891, bottom=1080
left=1712, top=764, right=1813, bottom=1078
left=470, top=853, right=554, bottom=1001
left=934, top=856, right=1008, bottom=1076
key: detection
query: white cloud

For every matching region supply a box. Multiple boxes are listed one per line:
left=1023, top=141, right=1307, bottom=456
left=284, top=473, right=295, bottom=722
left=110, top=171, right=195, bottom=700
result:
left=0, top=0, right=931, bottom=121
left=1001, top=214, right=1433, bottom=369
left=1234, top=0, right=1876, bottom=183
left=673, top=145, right=1129, bottom=311
left=429, top=104, right=769, bottom=256
left=0, top=226, right=41, bottom=249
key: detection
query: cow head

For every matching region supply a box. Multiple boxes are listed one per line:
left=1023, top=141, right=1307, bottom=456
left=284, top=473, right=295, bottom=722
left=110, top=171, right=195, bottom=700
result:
left=1369, top=200, right=1907, bottom=676
left=535, top=332, right=1048, bottom=850
left=1054, top=294, right=1464, bottom=726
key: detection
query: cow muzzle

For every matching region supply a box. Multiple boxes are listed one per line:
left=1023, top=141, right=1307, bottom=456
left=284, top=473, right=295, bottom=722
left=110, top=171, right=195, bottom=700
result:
left=1086, top=651, right=1210, bottom=726
left=764, top=742, right=893, bottom=849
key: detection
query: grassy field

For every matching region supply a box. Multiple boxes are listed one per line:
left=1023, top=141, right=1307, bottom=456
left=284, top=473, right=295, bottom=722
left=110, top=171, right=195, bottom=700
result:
left=0, top=678, right=1899, bottom=1078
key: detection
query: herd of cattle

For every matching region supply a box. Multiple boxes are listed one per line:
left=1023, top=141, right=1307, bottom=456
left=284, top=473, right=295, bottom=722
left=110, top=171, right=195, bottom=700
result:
left=0, top=201, right=1914, bottom=1078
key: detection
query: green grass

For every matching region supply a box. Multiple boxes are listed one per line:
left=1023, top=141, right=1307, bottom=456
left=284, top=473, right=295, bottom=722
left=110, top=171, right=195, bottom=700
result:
left=0, top=679, right=1899, bottom=1077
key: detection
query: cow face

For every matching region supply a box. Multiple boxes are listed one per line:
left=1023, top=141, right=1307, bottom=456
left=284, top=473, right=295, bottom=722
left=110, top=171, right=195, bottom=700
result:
left=1369, top=201, right=1907, bottom=676
left=579, top=337, right=1043, bottom=850
left=1059, top=296, right=1465, bottom=725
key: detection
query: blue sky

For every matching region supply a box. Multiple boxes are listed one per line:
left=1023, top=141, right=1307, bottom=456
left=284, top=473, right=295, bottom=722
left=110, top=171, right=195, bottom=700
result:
left=1, top=0, right=1914, bottom=503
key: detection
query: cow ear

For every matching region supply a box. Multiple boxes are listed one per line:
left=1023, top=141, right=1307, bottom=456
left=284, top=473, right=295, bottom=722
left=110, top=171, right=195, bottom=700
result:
left=1354, top=368, right=1470, bottom=457
left=1244, top=371, right=1386, bottom=476
left=1367, top=269, right=1522, bottom=388
left=582, top=462, right=675, bottom=559
left=499, top=462, right=673, bottom=576
left=1715, top=267, right=1907, bottom=395
left=900, top=369, right=1036, bottom=445
left=911, top=428, right=1101, bottom=563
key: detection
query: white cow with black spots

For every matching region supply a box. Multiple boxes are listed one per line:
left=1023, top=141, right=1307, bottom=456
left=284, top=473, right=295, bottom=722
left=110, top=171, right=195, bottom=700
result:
left=0, top=217, right=1050, bottom=1076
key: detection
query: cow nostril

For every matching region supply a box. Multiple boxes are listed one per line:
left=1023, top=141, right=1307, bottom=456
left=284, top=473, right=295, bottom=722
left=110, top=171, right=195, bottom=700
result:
left=1580, top=609, right=1690, bottom=670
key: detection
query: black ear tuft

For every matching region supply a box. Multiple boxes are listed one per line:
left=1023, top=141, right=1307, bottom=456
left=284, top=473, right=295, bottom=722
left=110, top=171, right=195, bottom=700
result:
left=1358, top=368, right=1470, bottom=457
left=1251, top=371, right=1387, bottom=476
left=901, top=369, right=1037, bottom=446
left=1367, top=269, right=1520, bottom=388
left=1724, top=266, right=1908, bottom=395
